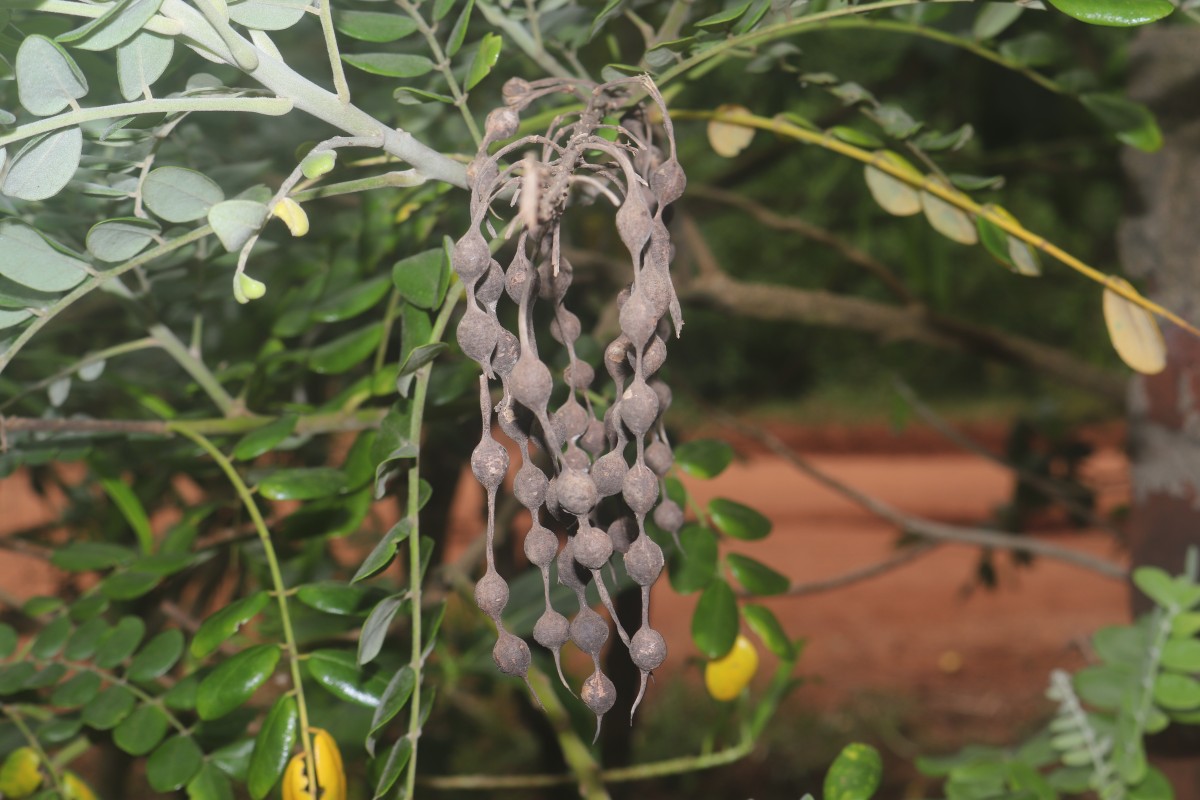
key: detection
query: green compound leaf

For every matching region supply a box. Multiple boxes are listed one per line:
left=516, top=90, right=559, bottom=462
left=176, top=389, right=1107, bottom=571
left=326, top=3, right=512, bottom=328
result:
left=309, top=323, right=384, bottom=374
left=233, top=414, right=298, bottom=461
left=196, top=644, right=280, bottom=720
left=146, top=735, right=203, bottom=792
left=247, top=695, right=297, bottom=800
left=1074, top=663, right=1132, bottom=711
left=64, top=618, right=110, bottom=660
left=312, top=275, right=391, bottom=323
left=824, top=743, right=883, bottom=800
left=668, top=523, right=718, bottom=594
left=95, top=616, right=146, bottom=668
left=0, top=222, right=88, bottom=293
left=708, top=498, right=772, bottom=540
left=373, top=738, right=413, bottom=800
left=333, top=10, right=418, bottom=42
left=191, top=591, right=269, bottom=659
left=296, top=582, right=371, bottom=615
left=187, top=763, right=234, bottom=800
left=15, top=35, right=88, bottom=116
left=127, top=629, right=185, bottom=681
left=227, top=0, right=309, bottom=30
left=306, top=648, right=391, bottom=706
left=81, top=685, right=136, bottom=730
left=51, top=671, right=102, bottom=709
left=61, top=0, right=165, bottom=52
left=143, top=167, right=224, bottom=223
left=100, top=570, right=160, bottom=600
left=352, top=519, right=414, bottom=582
left=367, top=666, right=415, bottom=756
left=1046, top=0, right=1173, bottom=27
left=97, top=475, right=153, bottom=554
left=341, top=53, right=435, bottom=78
left=358, top=594, right=407, bottom=666
left=260, top=467, right=350, bottom=500
left=2, top=128, right=84, bottom=202
left=465, top=34, right=502, bottom=90
left=113, top=703, right=169, bottom=755
left=31, top=616, right=71, bottom=659
left=1081, top=93, right=1163, bottom=153
left=1154, top=672, right=1200, bottom=711
left=726, top=553, right=790, bottom=596
left=0, top=624, right=16, bottom=658
left=392, top=248, right=448, bottom=309
left=86, top=218, right=160, bottom=263
left=674, top=439, right=734, bottom=479
left=117, top=31, right=174, bottom=101
left=692, top=578, right=738, bottom=659
left=445, top=0, right=475, bottom=57
left=742, top=604, right=794, bottom=659
left=52, top=541, right=137, bottom=572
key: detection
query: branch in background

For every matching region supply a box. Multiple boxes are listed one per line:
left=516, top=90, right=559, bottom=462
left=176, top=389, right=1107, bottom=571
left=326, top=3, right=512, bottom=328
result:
left=685, top=187, right=916, bottom=303
left=0, top=408, right=387, bottom=442
left=890, top=377, right=1123, bottom=538
left=718, top=414, right=1128, bottom=580
left=775, top=542, right=940, bottom=598
left=671, top=220, right=1125, bottom=402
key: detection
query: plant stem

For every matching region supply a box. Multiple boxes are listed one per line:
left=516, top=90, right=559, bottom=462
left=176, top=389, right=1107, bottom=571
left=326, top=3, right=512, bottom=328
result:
left=0, top=98, right=293, bottom=149
left=168, top=425, right=318, bottom=799
left=2, top=408, right=388, bottom=438
left=19, top=0, right=181, bottom=34
left=396, top=0, right=483, bottom=147
left=148, top=324, right=236, bottom=415
left=0, top=337, right=158, bottom=413
left=316, top=0, right=352, bottom=104
left=403, top=281, right=464, bottom=799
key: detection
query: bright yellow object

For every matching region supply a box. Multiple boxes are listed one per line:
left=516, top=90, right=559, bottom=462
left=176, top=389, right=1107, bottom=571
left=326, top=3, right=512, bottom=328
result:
left=282, top=728, right=346, bottom=800
left=704, top=634, right=759, bottom=701
left=0, top=747, right=42, bottom=799
left=61, top=771, right=98, bottom=800
left=273, top=197, right=310, bottom=237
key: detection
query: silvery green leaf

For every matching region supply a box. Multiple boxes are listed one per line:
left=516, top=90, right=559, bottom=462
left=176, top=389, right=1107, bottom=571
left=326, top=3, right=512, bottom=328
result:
left=142, top=167, right=224, bottom=223
left=117, top=32, right=174, bottom=101
left=0, top=309, right=33, bottom=331
left=248, top=29, right=282, bottom=60
left=2, top=128, right=83, bottom=202
left=59, top=0, right=166, bottom=52
left=16, top=35, right=89, bottom=116
left=0, top=111, right=14, bottom=126
left=208, top=200, right=268, bottom=251
left=87, top=218, right=161, bottom=262
left=227, top=0, right=310, bottom=31
left=0, top=222, right=90, bottom=292
left=79, top=360, right=106, bottom=381
left=48, top=377, right=71, bottom=407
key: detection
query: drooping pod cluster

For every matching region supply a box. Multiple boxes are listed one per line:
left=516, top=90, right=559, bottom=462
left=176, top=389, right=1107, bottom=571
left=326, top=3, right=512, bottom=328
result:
left=456, top=76, right=686, bottom=738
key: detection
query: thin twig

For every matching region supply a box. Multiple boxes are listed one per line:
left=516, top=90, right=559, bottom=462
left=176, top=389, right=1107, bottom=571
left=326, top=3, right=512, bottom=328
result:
left=776, top=542, right=940, bottom=597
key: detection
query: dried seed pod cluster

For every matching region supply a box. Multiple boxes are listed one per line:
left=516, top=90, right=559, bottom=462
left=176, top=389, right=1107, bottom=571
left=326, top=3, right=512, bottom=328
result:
left=457, top=76, right=685, bottom=737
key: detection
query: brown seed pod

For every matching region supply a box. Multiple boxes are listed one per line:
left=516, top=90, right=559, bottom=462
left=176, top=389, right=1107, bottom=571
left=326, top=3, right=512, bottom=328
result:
left=562, top=443, right=591, bottom=471
left=474, top=569, right=510, bottom=618
left=485, top=106, right=520, bottom=141
left=497, top=395, right=532, bottom=445
left=640, top=336, right=667, bottom=377
left=505, top=246, right=536, bottom=304
left=471, top=437, right=509, bottom=491
left=468, top=157, right=499, bottom=194
left=457, top=305, right=500, bottom=367
left=622, top=464, right=658, bottom=517
left=537, top=257, right=573, bottom=303
left=607, top=516, right=635, bottom=554
left=620, top=378, right=659, bottom=438
left=556, top=468, right=598, bottom=516
left=492, top=329, right=520, bottom=377
left=649, top=379, right=672, bottom=416
left=615, top=190, right=653, bottom=259
left=624, top=534, right=664, bottom=586
left=557, top=537, right=587, bottom=593
left=509, top=353, right=553, bottom=410
left=581, top=668, right=617, bottom=740
left=570, top=606, right=609, bottom=656
left=604, top=335, right=634, bottom=384
left=650, top=158, right=686, bottom=207
left=513, top=462, right=548, bottom=510
left=533, top=607, right=570, bottom=649
left=579, top=418, right=606, bottom=457
left=453, top=229, right=490, bottom=284
left=573, top=524, right=614, bottom=570
left=477, top=260, right=505, bottom=307
left=644, top=439, right=673, bottom=477
left=502, top=77, right=532, bottom=106
left=549, top=309, right=581, bottom=345
left=563, top=360, right=595, bottom=391
left=630, top=626, right=667, bottom=672
left=651, top=498, right=684, bottom=534
left=493, top=631, right=532, bottom=677
left=523, top=522, right=558, bottom=567
left=591, top=450, right=629, bottom=498
left=618, top=290, right=657, bottom=349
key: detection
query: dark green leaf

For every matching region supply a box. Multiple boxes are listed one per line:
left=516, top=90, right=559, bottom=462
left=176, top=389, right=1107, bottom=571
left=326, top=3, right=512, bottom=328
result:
left=392, top=248, right=447, bottom=309
left=358, top=594, right=407, bottom=666
left=367, top=666, right=415, bottom=756
left=830, top=126, right=883, bottom=148
left=208, top=738, right=255, bottom=781
left=333, top=10, right=418, bottom=42
left=445, top=0, right=475, bottom=57
left=692, top=578, right=738, bottom=658
left=373, top=738, right=413, bottom=799
left=234, top=415, right=299, bottom=461
left=187, top=762, right=234, bottom=800
left=31, top=616, right=71, bottom=659
left=1081, top=93, right=1162, bottom=153
left=51, top=541, right=137, bottom=572
left=674, top=439, right=734, bottom=479
left=0, top=663, right=36, bottom=694
left=114, top=703, right=170, bottom=754
left=1046, top=0, right=1172, bottom=27
left=247, top=695, right=297, bottom=800
left=306, top=649, right=390, bottom=706
left=708, top=498, right=771, bottom=540
left=164, top=675, right=198, bottom=711
left=68, top=595, right=110, bottom=622
left=394, top=87, right=455, bottom=105
left=0, top=624, right=16, bottom=658
left=669, top=523, right=718, bottom=594
left=147, top=735, right=204, bottom=792
left=973, top=3, right=1023, bottom=39
left=726, top=553, right=789, bottom=596
left=191, top=591, right=269, bottom=659
left=64, top=618, right=109, bottom=660
left=196, top=644, right=281, bottom=720
left=465, top=34, right=502, bottom=90
left=38, top=716, right=82, bottom=744
left=95, top=616, right=146, bottom=668
left=342, top=53, right=435, bottom=78
left=296, top=582, right=371, bottom=615
left=693, top=1, right=750, bottom=28
left=824, top=743, right=883, bottom=800
left=23, top=596, right=64, bottom=617
left=312, top=276, right=391, bottom=323
left=397, top=343, right=447, bottom=378
left=352, top=519, right=413, bottom=582
left=260, top=468, right=349, bottom=501
left=128, top=629, right=185, bottom=681
left=82, top=685, right=136, bottom=729
left=25, top=663, right=66, bottom=688
left=51, top=670, right=102, bottom=708
left=100, top=570, right=162, bottom=600
left=742, top=604, right=794, bottom=659
left=309, top=323, right=384, bottom=374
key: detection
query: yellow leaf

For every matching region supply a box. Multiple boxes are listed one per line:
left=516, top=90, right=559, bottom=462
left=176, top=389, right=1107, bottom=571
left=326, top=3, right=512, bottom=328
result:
left=283, top=729, right=347, bottom=800
left=704, top=634, right=759, bottom=701
left=921, top=182, right=977, bottom=245
left=0, top=747, right=42, bottom=799
left=273, top=197, right=309, bottom=237
left=707, top=105, right=755, bottom=158
left=1103, top=276, right=1166, bottom=375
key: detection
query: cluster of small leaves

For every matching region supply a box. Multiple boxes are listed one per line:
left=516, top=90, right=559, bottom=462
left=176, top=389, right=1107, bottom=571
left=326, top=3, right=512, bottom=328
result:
left=455, top=74, right=686, bottom=736
left=917, top=563, right=1200, bottom=800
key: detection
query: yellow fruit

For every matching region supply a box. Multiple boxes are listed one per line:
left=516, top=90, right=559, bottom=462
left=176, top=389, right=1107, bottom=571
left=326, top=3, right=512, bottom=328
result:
left=272, top=197, right=309, bottom=237
left=704, top=634, right=759, bottom=701
left=0, top=747, right=42, bottom=799
left=62, top=771, right=98, bottom=800
left=282, top=729, right=346, bottom=800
